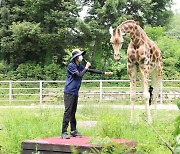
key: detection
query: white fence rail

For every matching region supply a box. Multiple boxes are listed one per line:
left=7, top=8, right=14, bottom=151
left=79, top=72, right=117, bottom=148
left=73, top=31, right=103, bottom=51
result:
left=0, top=80, right=179, bottom=105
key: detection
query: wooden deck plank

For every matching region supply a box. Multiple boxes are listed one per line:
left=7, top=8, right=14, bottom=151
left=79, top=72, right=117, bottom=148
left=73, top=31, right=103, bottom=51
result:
left=21, top=136, right=136, bottom=154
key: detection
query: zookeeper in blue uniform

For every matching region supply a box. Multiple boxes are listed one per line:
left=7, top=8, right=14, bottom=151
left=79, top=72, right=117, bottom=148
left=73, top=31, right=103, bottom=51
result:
left=61, top=49, right=113, bottom=139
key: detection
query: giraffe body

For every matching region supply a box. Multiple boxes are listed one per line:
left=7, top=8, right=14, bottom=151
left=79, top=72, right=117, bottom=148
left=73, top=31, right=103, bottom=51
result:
left=109, top=20, right=163, bottom=123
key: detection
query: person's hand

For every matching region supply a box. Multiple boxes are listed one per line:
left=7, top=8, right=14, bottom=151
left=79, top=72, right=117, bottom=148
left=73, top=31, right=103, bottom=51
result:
left=85, top=62, right=91, bottom=69
left=105, top=72, right=113, bottom=76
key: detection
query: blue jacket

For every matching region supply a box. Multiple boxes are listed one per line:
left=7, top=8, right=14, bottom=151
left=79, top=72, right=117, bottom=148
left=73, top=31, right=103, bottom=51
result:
left=64, top=62, right=85, bottom=96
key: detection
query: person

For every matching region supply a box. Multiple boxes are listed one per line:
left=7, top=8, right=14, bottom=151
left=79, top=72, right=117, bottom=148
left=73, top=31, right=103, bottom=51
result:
left=61, top=49, right=113, bottom=139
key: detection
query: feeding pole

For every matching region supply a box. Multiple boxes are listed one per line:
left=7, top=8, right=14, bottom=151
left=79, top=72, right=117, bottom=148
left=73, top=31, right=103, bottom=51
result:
left=141, top=113, right=175, bottom=154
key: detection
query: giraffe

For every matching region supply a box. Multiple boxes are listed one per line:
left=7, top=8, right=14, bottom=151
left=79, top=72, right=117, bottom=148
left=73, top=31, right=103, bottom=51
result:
left=109, top=20, right=163, bottom=123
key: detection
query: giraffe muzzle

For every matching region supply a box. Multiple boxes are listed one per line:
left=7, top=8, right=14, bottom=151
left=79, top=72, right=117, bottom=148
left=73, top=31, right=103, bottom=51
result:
left=114, top=53, right=120, bottom=61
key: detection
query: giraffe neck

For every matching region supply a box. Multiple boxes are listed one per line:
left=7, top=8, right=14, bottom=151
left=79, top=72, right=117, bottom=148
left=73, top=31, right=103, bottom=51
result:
left=119, top=22, right=143, bottom=47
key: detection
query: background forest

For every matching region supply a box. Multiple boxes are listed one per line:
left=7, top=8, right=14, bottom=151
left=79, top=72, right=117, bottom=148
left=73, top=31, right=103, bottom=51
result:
left=0, top=0, right=179, bottom=81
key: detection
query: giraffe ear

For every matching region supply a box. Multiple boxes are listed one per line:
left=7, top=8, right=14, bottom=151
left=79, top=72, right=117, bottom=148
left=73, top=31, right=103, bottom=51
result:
left=135, top=21, right=140, bottom=26
left=117, top=28, right=120, bottom=35
left=122, top=32, right=126, bottom=36
left=119, top=29, right=125, bottom=36
left=109, top=26, right=114, bottom=35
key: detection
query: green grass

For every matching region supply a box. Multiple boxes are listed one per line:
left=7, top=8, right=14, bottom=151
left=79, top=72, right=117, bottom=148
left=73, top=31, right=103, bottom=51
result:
left=0, top=104, right=179, bottom=154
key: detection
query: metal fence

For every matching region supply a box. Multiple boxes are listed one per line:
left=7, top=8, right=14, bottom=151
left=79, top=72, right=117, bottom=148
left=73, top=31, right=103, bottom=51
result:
left=0, top=80, right=179, bottom=105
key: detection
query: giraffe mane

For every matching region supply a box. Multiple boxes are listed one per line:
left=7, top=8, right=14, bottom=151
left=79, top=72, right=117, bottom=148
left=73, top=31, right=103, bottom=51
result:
left=121, top=20, right=136, bottom=25
left=117, top=20, right=138, bottom=30
left=116, top=20, right=150, bottom=41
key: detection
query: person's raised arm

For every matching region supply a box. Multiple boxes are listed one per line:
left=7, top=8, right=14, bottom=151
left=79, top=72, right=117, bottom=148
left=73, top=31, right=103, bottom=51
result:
left=85, top=62, right=113, bottom=76
left=74, top=62, right=91, bottom=77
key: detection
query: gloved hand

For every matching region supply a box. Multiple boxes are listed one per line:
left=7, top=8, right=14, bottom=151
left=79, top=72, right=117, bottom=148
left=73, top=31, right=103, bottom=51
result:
left=85, top=62, right=91, bottom=69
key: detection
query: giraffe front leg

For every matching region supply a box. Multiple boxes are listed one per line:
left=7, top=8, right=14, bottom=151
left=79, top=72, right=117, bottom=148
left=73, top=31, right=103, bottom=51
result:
left=130, top=80, right=136, bottom=123
left=128, top=65, right=137, bottom=123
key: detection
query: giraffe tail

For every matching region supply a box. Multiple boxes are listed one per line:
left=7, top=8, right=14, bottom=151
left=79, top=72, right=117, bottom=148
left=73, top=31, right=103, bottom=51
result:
left=149, top=86, right=153, bottom=106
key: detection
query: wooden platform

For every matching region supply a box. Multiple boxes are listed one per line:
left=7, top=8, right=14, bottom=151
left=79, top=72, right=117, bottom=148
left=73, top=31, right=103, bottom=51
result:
left=21, top=136, right=136, bottom=154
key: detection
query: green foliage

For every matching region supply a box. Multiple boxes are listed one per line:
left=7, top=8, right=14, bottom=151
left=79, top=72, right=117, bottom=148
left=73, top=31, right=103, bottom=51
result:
left=11, top=22, right=41, bottom=40
left=1, top=21, right=42, bottom=67
left=143, top=26, right=180, bottom=80
left=174, top=116, right=180, bottom=153
left=157, top=36, right=180, bottom=79
left=0, top=107, right=178, bottom=153
left=0, top=61, right=12, bottom=74
left=90, top=140, right=132, bottom=154
left=105, top=50, right=128, bottom=80
left=15, top=63, right=43, bottom=80
left=174, top=100, right=180, bottom=153
left=174, top=115, right=180, bottom=137
left=0, top=0, right=179, bottom=80
left=1, top=62, right=66, bottom=81
left=144, top=26, right=165, bottom=41
left=90, top=136, right=111, bottom=145
left=77, top=0, right=173, bottom=67
left=0, top=0, right=81, bottom=66
left=43, top=63, right=66, bottom=80
left=166, top=14, right=180, bottom=39
left=101, top=142, right=132, bottom=154
left=0, top=108, right=62, bottom=154
left=96, top=112, right=123, bottom=138
left=177, top=99, right=180, bottom=110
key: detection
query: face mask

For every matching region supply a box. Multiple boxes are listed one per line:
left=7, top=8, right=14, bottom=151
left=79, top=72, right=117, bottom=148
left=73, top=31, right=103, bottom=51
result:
left=78, top=55, right=83, bottom=62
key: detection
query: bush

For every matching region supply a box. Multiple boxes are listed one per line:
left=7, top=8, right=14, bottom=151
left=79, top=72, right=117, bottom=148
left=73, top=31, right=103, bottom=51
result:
left=145, top=26, right=165, bottom=41
left=43, top=63, right=66, bottom=80
left=2, top=62, right=67, bottom=81
left=157, top=36, right=180, bottom=79
left=0, top=61, right=12, bottom=74
left=14, top=63, right=43, bottom=80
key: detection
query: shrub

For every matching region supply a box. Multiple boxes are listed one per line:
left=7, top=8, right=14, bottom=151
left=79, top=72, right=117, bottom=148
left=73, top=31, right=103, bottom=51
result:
left=43, top=63, right=66, bottom=80
left=14, top=63, right=43, bottom=80
left=157, top=36, right=180, bottom=79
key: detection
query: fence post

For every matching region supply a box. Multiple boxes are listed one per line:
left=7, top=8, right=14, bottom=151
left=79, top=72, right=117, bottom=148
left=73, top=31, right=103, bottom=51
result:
left=39, top=81, right=43, bottom=104
left=100, top=80, right=102, bottom=101
left=9, top=81, right=12, bottom=105
left=160, top=80, right=163, bottom=104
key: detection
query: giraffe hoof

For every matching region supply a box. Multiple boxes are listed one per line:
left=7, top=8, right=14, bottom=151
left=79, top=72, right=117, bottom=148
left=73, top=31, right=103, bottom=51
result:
left=129, top=120, right=133, bottom=124
left=147, top=119, right=152, bottom=124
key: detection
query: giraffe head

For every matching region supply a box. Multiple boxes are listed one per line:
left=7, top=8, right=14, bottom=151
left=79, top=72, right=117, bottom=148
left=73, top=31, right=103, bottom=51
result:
left=109, top=27, right=125, bottom=61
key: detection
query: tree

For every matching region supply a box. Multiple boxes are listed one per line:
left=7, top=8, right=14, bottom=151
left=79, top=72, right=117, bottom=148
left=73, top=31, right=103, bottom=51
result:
left=77, top=0, right=173, bottom=68
left=0, top=0, right=82, bottom=67
left=1, top=21, right=42, bottom=67
left=166, top=13, right=180, bottom=39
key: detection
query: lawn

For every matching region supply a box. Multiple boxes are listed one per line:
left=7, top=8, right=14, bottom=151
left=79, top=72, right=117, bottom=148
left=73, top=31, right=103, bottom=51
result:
left=0, top=103, right=179, bottom=154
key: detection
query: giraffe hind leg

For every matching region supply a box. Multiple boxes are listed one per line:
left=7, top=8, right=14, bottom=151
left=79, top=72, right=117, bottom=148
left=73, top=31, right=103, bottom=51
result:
left=151, top=70, right=162, bottom=109
left=139, top=67, right=152, bottom=123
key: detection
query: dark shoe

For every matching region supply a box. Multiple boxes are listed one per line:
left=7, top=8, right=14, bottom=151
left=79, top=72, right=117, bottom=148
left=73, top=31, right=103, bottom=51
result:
left=61, top=132, right=70, bottom=139
left=70, top=130, right=82, bottom=137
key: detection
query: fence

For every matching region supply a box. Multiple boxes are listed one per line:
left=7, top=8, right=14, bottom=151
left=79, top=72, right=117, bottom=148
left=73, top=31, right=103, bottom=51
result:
left=0, top=80, right=180, bottom=105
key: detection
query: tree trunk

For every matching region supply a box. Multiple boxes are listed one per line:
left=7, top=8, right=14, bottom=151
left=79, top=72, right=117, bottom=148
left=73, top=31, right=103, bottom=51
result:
left=91, top=35, right=103, bottom=68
